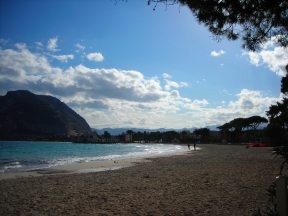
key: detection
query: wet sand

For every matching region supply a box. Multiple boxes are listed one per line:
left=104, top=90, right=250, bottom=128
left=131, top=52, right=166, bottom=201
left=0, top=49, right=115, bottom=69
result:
left=0, top=144, right=285, bottom=215
left=0, top=157, right=152, bottom=180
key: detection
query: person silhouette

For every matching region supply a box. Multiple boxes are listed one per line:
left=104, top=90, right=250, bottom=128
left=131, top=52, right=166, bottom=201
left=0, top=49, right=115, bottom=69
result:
left=194, top=142, right=196, bottom=150
left=187, top=143, right=190, bottom=150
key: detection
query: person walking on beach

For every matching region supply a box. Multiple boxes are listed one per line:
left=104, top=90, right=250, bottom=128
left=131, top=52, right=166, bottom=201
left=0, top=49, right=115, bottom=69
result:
left=194, top=142, right=196, bottom=150
left=187, top=143, right=190, bottom=150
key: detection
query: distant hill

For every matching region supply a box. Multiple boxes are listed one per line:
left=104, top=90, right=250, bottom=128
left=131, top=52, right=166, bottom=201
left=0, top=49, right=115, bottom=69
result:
left=93, top=125, right=220, bottom=136
left=0, top=90, right=91, bottom=138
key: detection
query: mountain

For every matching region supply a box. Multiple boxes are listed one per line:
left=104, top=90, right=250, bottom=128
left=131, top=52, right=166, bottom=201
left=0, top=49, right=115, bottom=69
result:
left=93, top=125, right=220, bottom=136
left=0, top=90, right=91, bottom=138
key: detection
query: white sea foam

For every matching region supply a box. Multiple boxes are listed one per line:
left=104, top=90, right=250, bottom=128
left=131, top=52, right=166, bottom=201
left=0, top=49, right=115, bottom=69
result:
left=4, top=162, right=23, bottom=170
left=0, top=142, right=187, bottom=173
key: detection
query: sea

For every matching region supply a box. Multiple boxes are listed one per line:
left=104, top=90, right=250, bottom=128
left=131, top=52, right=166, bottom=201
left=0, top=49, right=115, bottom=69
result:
left=0, top=141, right=187, bottom=173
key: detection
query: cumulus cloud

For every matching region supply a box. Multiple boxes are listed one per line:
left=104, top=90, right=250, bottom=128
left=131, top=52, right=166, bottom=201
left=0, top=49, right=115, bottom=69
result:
left=163, top=73, right=189, bottom=91
left=0, top=43, right=171, bottom=104
left=164, top=80, right=179, bottom=90
left=0, top=41, right=282, bottom=129
left=47, top=36, right=59, bottom=52
left=86, top=52, right=104, bottom=62
left=183, top=99, right=209, bottom=110
left=243, top=39, right=288, bottom=76
left=179, top=91, right=281, bottom=128
left=0, top=42, right=190, bottom=128
left=164, top=80, right=188, bottom=90
left=211, top=50, right=226, bottom=57
left=170, top=90, right=180, bottom=98
left=228, top=89, right=278, bottom=113
left=0, top=43, right=53, bottom=83
left=52, top=54, right=74, bottom=62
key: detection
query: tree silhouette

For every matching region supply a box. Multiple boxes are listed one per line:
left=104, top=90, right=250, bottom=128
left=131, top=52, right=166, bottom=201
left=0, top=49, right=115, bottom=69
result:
left=103, top=131, right=111, bottom=138
left=245, top=116, right=268, bottom=131
left=281, top=65, right=288, bottom=94
left=266, top=65, right=288, bottom=135
left=193, top=128, right=210, bottom=142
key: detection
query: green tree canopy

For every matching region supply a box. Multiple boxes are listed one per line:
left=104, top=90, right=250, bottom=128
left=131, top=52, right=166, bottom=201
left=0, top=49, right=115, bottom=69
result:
left=146, top=0, right=288, bottom=51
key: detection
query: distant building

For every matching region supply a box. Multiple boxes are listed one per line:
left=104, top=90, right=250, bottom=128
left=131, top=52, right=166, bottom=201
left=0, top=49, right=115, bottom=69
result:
left=97, top=137, right=118, bottom=143
left=125, top=133, right=133, bottom=142
left=88, top=131, right=99, bottom=142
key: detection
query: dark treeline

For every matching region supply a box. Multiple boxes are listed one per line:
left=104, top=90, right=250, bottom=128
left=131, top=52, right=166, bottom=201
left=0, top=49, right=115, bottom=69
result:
left=98, top=119, right=266, bottom=144
left=216, top=116, right=268, bottom=144
left=100, top=128, right=211, bottom=143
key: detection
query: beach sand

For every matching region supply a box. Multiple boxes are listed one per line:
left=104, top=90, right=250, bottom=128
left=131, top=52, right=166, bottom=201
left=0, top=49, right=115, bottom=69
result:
left=0, top=144, right=286, bottom=215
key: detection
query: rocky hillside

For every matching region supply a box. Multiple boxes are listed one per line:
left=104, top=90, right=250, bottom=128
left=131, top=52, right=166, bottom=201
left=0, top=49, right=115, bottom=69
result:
left=0, top=90, right=91, bottom=138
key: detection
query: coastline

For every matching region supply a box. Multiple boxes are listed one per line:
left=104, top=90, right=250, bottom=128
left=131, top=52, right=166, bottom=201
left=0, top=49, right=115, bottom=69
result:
left=0, top=157, right=152, bottom=180
left=1, top=144, right=285, bottom=215
left=0, top=147, right=190, bottom=180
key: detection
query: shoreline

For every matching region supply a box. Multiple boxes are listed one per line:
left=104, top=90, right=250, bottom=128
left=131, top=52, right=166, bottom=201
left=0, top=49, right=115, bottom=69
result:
left=0, top=147, right=191, bottom=180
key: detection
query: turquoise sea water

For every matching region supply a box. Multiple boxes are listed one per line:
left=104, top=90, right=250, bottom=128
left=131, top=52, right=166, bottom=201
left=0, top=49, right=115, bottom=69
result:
left=0, top=141, right=186, bottom=173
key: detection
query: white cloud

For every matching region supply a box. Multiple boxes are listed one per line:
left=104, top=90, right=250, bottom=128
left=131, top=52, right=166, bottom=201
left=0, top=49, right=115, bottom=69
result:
left=47, top=36, right=59, bottom=52
left=164, top=78, right=188, bottom=91
left=211, top=50, right=226, bottom=57
left=0, top=42, right=191, bottom=128
left=163, top=73, right=171, bottom=79
left=228, top=89, right=278, bottom=113
left=0, top=41, right=282, bottom=129
left=0, top=38, right=9, bottom=46
left=35, top=42, right=43, bottom=50
left=15, top=43, right=26, bottom=50
left=52, top=54, right=74, bottom=62
left=243, top=39, right=288, bottom=76
left=165, top=80, right=179, bottom=90
left=181, top=89, right=282, bottom=128
left=183, top=99, right=209, bottom=110
left=86, top=52, right=104, bottom=62
left=170, top=90, right=180, bottom=98
left=0, top=43, right=52, bottom=83
left=180, top=82, right=189, bottom=87
left=75, top=43, right=85, bottom=50
left=35, top=42, right=43, bottom=47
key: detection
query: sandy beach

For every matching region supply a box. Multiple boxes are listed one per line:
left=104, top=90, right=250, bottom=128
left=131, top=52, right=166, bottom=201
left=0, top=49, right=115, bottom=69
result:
left=0, top=144, right=286, bottom=215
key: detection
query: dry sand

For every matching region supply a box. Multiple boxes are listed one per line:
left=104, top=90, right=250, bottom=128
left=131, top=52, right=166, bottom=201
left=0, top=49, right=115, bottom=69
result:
left=0, top=144, right=286, bottom=215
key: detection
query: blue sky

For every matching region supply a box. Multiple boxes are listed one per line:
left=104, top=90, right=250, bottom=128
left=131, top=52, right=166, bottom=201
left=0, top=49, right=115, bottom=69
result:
left=0, top=0, right=287, bottom=130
